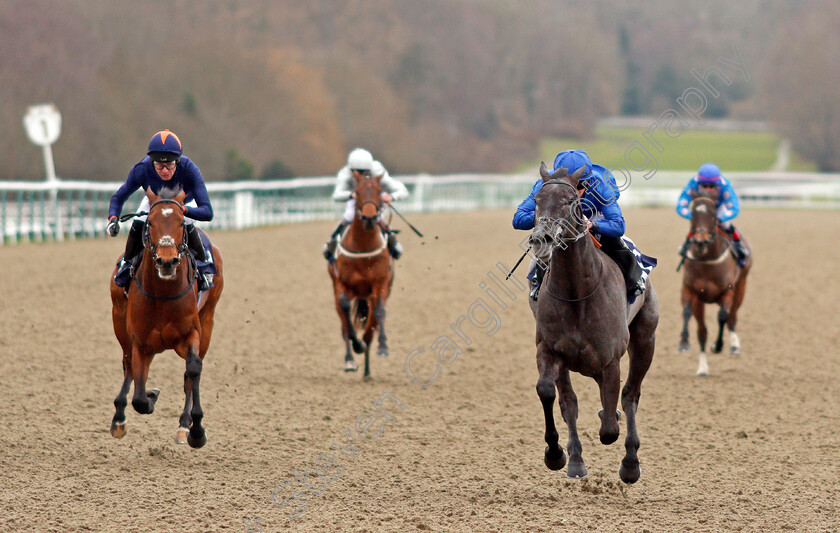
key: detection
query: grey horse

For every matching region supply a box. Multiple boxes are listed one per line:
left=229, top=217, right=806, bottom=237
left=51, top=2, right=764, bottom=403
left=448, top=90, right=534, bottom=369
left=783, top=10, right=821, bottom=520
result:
left=528, top=162, right=659, bottom=483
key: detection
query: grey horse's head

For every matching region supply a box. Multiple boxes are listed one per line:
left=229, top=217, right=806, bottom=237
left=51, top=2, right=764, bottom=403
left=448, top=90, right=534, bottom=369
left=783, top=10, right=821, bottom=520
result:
left=528, top=162, right=590, bottom=257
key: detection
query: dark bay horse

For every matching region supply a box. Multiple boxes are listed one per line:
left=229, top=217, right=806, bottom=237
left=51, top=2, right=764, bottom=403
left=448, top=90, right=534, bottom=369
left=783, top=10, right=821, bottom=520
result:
left=109, top=188, right=224, bottom=447
left=328, top=174, right=394, bottom=379
left=528, top=163, right=659, bottom=483
left=678, top=195, right=751, bottom=376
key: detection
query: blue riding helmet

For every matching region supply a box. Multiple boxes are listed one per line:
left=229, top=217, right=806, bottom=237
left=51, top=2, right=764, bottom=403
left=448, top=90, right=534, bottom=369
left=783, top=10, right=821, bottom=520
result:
left=553, top=149, right=592, bottom=178
left=697, top=163, right=721, bottom=183
left=147, top=130, right=183, bottom=163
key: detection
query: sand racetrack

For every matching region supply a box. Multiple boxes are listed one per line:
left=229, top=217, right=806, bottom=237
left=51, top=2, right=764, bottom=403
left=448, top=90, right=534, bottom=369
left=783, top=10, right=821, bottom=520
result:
left=1, top=207, right=838, bottom=532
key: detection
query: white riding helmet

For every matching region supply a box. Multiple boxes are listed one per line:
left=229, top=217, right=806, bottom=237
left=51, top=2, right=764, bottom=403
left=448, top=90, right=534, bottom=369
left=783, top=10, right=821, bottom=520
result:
left=347, top=148, right=374, bottom=171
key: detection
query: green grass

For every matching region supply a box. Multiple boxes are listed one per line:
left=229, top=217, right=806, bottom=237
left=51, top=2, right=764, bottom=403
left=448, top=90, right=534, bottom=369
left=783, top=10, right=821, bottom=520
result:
left=520, top=126, right=816, bottom=173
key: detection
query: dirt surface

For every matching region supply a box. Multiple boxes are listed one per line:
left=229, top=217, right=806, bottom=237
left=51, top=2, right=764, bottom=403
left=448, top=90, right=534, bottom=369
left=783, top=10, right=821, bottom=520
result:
left=1, top=207, right=838, bottom=533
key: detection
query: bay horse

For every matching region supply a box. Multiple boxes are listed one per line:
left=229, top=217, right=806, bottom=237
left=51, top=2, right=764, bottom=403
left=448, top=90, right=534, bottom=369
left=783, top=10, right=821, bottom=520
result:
left=109, top=188, right=224, bottom=447
left=528, top=162, right=659, bottom=483
left=678, top=193, right=751, bottom=376
left=328, top=173, right=394, bottom=379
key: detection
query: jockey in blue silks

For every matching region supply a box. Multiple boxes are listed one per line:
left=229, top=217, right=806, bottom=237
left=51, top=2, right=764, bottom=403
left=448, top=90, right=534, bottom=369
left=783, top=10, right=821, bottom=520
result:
left=676, top=163, right=748, bottom=267
left=513, top=149, right=646, bottom=301
left=106, top=129, right=214, bottom=291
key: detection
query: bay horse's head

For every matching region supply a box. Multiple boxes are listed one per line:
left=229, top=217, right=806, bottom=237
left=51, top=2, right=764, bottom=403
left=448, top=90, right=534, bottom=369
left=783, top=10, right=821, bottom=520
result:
left=144, top=188, right=190, bottom=280
left=353, top=173, right=383, bottom=230
left=528, top=162, right=590, bottom=256
left=688, top=197, right=719, bottom=256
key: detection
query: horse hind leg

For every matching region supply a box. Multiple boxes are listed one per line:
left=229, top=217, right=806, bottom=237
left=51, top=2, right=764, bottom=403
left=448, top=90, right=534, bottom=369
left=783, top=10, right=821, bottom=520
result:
left=176, top=373, right=193, bottom=445
left=536, top=345, right=566, bottom=472
left=374, top=301, right=389, bottom=357
left=621, top=308, right=657, bottom=484
left=336, top=293, right=364, bottom=372
left=557, top=368, right=587, bottom=478
left=712, top=306, right=729, bottom=354
left=130, top=350, right=160, bottom=415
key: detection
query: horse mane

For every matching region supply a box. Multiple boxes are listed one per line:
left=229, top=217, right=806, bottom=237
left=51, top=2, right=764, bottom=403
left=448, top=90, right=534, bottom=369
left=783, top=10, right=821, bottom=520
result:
left=158, top=186, right=183, bottom=200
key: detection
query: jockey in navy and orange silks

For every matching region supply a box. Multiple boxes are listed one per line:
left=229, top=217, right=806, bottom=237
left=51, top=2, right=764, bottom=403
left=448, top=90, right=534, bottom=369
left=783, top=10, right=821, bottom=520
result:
left=106, top=130, right=214, bottom=290
left=513, top=149, right=646, bottom=302
left=676, top=163, right=748, bottom=267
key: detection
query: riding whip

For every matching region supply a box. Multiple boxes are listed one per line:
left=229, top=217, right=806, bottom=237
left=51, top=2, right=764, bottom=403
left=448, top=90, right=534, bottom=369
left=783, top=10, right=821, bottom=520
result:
left=506, top=245, right=531, bottom=280
left=388, top=203, right=424, bottom=237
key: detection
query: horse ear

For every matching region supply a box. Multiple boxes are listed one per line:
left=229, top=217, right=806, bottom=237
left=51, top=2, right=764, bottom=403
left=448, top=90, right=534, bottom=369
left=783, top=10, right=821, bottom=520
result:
left=173, top=189, right=187, bottom=204
left=146, top=187, right=160, bottom=204
left=569, top=166, right=588, bottom=187
left=539, top=161, right=551, bottom=180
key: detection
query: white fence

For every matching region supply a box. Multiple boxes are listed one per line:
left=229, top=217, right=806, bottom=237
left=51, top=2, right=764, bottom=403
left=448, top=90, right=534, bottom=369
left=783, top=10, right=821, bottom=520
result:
left=1, top=171, right=839, bottom=245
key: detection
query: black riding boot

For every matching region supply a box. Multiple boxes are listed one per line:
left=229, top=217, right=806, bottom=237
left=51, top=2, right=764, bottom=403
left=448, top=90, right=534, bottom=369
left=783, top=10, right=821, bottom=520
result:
left=185, top=224, right=211, bottom=291
left=186, top=224, right=207, bottom=262
left=600, top=236, right=645, bottom=301
left=323, top=221, right=349, bottom=262
left=115, top=220, right=145, bottom=288
left=529, top=262, right=547, bottom=301
left=386, top=231, right=403, bottom=259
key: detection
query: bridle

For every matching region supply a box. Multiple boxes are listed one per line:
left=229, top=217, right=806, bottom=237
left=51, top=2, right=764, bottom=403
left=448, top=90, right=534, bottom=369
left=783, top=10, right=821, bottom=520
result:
left=134, top=198, right=196, bottom=301
left=537, top=179, right=604, bottom=302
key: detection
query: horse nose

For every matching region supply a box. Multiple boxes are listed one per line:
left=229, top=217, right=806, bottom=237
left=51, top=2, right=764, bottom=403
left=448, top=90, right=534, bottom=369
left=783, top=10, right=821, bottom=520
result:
left=155, top=257, right=180, bottom=268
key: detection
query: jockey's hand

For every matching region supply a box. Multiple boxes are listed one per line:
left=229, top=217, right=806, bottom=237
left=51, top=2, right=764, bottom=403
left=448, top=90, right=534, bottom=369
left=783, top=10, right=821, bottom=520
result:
left=381, top=192, right=393, bottom=204
left=106, top=216, right=120, bottom=237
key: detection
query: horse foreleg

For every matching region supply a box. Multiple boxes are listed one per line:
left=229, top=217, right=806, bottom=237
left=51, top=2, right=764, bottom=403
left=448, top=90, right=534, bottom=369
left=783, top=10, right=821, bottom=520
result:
left=130, top=349, right=159, bottom=414
left=536, top=343, right=565, bottom=471
left=185, top=344, right=207, bottom=449
left=679, top=287, right=693, bottom=352
left=693, top=299, right=709, bottom=376
left=557, top=368, right=586, bottom=478
left=597, top=360, right=621, bottom=446
left=336, top=292, right=364, bottom=372
left=110, top=357, right=132, bottom=438
left=374, top=300, right=389, bottom=357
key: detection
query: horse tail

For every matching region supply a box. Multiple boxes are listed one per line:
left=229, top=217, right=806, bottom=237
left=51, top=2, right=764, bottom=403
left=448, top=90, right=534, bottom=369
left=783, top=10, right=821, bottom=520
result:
left=353, top=298, right=369, bottom=328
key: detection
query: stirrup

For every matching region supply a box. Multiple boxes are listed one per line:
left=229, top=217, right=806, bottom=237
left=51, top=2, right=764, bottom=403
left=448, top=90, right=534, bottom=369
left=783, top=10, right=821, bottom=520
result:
left=197, top=273, right=213, bottom=292
left=529, top=281, right=540, bottom=301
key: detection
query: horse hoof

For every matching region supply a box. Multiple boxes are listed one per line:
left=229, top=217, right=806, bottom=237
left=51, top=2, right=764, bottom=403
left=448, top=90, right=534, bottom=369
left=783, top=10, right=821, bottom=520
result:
left=187, top=430, right=207, bottom=449
left=619, top=460, right=641, bottom=484
left=148, top=388, right=161, bottom=400
left=110, top=421, right=127, bottom=438
left=730, top=346, right=741, bottom=356
left=363, top=375, right=373, bottom=382
left=566, top=460, right=588, bottom=479
left=351, top=339, right=366, bottom=354
left=696, top=369, right=709, bottom=377
left=678, top=342, right=690, bottom=353
left=175, top=427, right=189, bottom=445
left=344, top=360, right=358, bottom=372
left=377, top=346, right=390, bottom=357
left=544, top=447, right=566, bottom=471
left=711, top=343, right=723, bottom=354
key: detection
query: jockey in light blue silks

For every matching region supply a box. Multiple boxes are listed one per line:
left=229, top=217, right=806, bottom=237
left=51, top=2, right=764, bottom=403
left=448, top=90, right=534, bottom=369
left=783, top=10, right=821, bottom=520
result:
left=512, top=149, right=647, bottom=302
left=676, top=163, right=748, bottom=267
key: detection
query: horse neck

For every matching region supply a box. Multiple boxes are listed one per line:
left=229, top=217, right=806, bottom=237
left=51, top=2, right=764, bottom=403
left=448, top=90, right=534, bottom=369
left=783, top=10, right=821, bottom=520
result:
left=545, top=235, right=602, bottom=300
left=344, top=217, right=382, bottom=250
